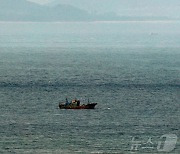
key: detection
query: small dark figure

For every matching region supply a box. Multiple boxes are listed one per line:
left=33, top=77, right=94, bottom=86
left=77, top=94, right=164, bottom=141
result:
left=65, top=98, right=70, bottom=106
left=77, top=100, right=80, bottom=106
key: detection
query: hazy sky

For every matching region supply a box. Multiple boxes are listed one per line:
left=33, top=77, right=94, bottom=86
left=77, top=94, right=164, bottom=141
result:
left=28, top=0, right=52, bottom=4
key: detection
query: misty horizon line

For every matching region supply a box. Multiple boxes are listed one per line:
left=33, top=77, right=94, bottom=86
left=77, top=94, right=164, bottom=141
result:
left=1, top=19, right=180, bottom=23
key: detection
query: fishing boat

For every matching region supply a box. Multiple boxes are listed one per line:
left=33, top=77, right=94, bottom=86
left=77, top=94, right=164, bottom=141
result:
left=59, top=98, right=97, bottom=109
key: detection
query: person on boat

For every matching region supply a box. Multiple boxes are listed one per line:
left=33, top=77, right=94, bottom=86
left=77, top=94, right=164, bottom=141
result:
left=65, top=98, right=70, bottom=106
left=77, top=100, right=80, bottom=106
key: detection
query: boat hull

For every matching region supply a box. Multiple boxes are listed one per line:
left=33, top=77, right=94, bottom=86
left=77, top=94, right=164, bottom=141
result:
left=59, top=103, right=97, bottom=109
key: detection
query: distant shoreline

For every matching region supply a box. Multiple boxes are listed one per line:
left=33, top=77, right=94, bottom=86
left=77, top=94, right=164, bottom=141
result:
left=0, top=20, right=180, bottom=24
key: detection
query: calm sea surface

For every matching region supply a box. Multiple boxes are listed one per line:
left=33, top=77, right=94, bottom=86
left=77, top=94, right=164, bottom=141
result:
left=0, top=21, right=180, bottom=153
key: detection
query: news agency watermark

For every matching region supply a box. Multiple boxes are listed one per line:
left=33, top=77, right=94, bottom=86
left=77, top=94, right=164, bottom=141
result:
left=130, top=134, right=178, bottom=153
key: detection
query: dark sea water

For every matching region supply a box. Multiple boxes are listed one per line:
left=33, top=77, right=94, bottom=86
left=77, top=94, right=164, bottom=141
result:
left=0, top=21, right=180, bottom=153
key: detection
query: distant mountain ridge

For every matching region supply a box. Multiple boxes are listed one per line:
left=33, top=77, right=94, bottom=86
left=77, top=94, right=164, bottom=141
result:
left=0, top=0, right=175, bottom=21
left=0, top=0, right=91, bottom=21
left=49, top=0, right=180, bottom=18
